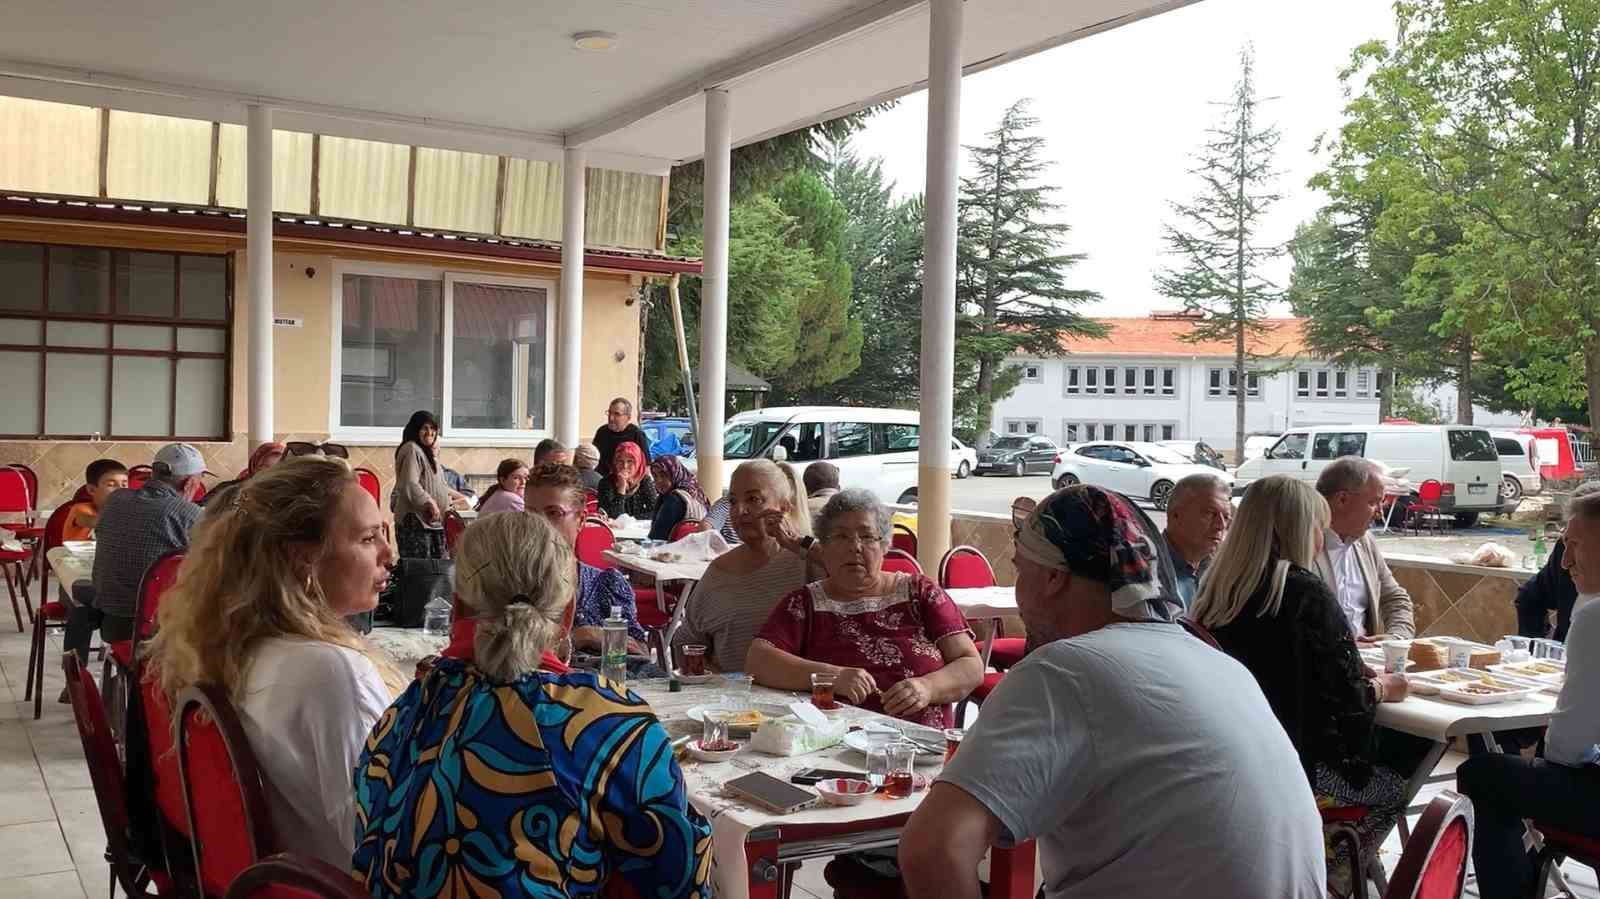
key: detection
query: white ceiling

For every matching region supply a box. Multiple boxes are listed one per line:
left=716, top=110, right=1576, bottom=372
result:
left=0, top=0, right=1197, bottom=173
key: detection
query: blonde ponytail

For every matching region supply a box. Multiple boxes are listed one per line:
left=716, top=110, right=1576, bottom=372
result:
left=455, top=510, right=574, bottom=681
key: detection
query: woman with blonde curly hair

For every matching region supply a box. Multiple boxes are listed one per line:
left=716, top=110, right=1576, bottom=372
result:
left=146, top=455, right=400, bottom=868
left=354, top=510, right=712, bottom=898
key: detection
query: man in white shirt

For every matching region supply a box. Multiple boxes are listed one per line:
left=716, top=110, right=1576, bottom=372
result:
left=898, top=485, right=1325, bottom=899
left=1457, top=490, right=1600, bottom=899
left=1311, top=457, right=1415, bottom=640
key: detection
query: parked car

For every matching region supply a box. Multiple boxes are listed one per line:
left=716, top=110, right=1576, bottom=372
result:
left=1491, top=430, right=1542, bottom=505
left=640, top=416, right=694, bottom=459
left=951, top=436, right=977, bottom=479
left=1240, top=432, right=1281, bottom=463
left=1051, top=441, right=1233, bottom=510
left=687, top=406, right=937, bottom=505
left=1158, top=439, right=1226, bottom=471
left=975, top=435, right=1060, bottom=477
left=1231, top=424, right=1504, bottom=527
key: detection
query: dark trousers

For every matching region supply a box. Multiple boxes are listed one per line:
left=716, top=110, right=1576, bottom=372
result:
left=63, top=602, right=135, bottom=664
left=1456, top=753, right=1600, bottom=899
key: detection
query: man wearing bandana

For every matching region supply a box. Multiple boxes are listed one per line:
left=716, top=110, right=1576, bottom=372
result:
left=899, top=485, right=1325, bottom=899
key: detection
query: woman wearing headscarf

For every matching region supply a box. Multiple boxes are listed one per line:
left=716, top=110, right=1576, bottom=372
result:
left=201, top=441, right=286, bottom=509
left=648, top=455, right=709, bottom=541
left=596, top=441, right=658, bottom=520
left=393, top=410, right=462, bottom=559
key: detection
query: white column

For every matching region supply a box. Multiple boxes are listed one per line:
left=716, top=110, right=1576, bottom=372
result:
left=246, top=104, right=274, bottom=449
left=556, top=147, right=586, bottom=446
left=698, top=89, right=732, bottom=496
left=917, top=0, right=962, bottom=573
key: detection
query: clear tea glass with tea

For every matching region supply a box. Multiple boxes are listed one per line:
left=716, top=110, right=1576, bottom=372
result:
left=884, top=740, right=918, bottom=798
left=810, top=672, right=838, bottom=710
left=681, top=644, right=707, bottom=676
left=943, top=728, right=964, bottom=764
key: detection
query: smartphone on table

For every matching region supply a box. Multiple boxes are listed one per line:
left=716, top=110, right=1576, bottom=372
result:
left=789, top=768, right=864, bottom=786
left=726, top=772, right=820, bottom=814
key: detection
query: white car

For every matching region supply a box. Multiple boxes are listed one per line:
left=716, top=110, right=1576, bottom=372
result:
left=1052, top=441, right=1234, bottom=510
left=951, top=436, right=977, bottom=479
left=1490, top=430, right=1542, bottom=504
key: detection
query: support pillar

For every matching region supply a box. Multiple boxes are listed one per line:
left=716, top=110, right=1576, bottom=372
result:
left=246, top=104, right=274, bottom=449
left=698, top=89, right=732, bottom=495
left=557, top=147, right=586, bottom=445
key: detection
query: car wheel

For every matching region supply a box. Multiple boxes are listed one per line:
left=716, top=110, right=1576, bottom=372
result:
left=898, top=489, right=918, bottom=506
left=1501, top=475, right=1523, bottom=505
left=1454, top=512, right=1480, bottom=528
left=1054, top=473, right=1079, bottom=490
left=1013, top=460, right=1026, bottom=477
left=957, top=460, right=971, bottom=479
left=1151, top=480, right=1175, bottom=511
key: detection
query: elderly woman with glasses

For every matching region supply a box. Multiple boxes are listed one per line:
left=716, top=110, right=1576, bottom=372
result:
left=746, top=488, right=983, bottom=727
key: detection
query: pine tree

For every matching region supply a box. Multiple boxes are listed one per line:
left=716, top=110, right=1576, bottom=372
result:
left=957, top=100, right=1102, bottom=444
left=1154, top=45, right=1283, bottom=456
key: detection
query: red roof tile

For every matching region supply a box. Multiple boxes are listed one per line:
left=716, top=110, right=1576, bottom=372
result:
left=1057, top=315, right=1310, bottom=359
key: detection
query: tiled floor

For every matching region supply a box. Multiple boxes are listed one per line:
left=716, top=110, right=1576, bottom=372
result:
left=0, top=620, right=1592, bottom=899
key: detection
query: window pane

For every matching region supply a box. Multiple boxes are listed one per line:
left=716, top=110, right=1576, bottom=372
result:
left=2, top=320, right=41, bottom=345
left=1104, top=367, right=1116, bottom=388
left=881, top=423, right=919, bottom=451
left=0, top=243, right=43, bottom=311
left=1066, top=424, right=1078, bottom=442
left=1162, top=424, right=1174, bottom=440
left=114, top=251, right=176, bottom=317
left=46, top=321, right=108, bottom=347
left=176, top=327, right=226, bottom=353
left=340, top=274, right=443, bottom=428
left=1124, top=367, right=1137, bottom=394
left=111, top=355, right=172, bottom=436
left=114, top=324, right=171, bottom=350
left=1143, top=425, right=1156, bottom=442
left=1084, top=424, right=1096, bottom=441
left=1297, top=371, right=1311, bottom=397
left=48, top=247, right=110, bottom=314
left=450, top=281, right=549, bottom=431
left=175, top=358, right=226, bottom=437
left=1162, top=368, right=1175, bottom=395
left=780, top=422, right=824, bottom=461
left=830, top=422, right=873, bottom=458
left=1085, top=368, right=1097, bottom=389
left=44, top=353, right=108, bottom=434
left=0, top=351, right=40, bottom=434
left=1124, top=424, right=1137, bottom=441
left=179, top=255, right=229, bottom=320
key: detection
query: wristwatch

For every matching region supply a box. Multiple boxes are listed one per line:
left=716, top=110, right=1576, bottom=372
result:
left=800, top=535, right=817, bottom=552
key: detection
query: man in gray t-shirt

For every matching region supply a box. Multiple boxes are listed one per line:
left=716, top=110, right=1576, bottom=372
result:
left=900, top=486, right=1324, bottom=899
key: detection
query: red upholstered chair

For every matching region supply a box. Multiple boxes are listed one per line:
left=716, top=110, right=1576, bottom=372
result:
left=1321, top=804, right=1374, bottom=898
left=64, top=653, right=171, bottom=898
left=139, top=668, right=195, bottom=852
left=176, top=682, right=280, bottom=897
left=127, top=464, right=154, bottom=490
left=443, top=511, right=467, bottom=558
left=669, top=519, right=702, bottom=542
left=352, top=467, right=382, bottom=506
left=0, top=464, right=41, bottom=631
left=584, top=490, right=599, bottom=515
left=1384, top=791, right=1473, bottom=899
left=225, top=853, right=368, bottom=898
left=25, top=500, right=77, bottom=718
left=1407, top=480, right=1446, bottom=536
left=881, top=548, right=923, bottom=576
left=939, top=545, right=1024, bottom=670
left=890, top=522, right=917, bottom=557
left=1532, top=821, right=1600, bottom=899
left=577, top=524, right=618, bottom=570
left=103, top=551, right=186, bottom=730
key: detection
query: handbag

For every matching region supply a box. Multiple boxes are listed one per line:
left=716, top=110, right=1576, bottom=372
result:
left=392, top=557, right=455, bottom=628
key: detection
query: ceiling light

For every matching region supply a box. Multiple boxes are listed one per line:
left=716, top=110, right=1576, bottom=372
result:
left=573, top=31, right=619, bottom=51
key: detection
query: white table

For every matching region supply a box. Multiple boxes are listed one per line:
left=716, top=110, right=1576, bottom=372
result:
left=46, top=545, right=93, bottom=603
left=606, top=519, right=652, bottom=542
left=946, top=586, right=1017, bottom=618
left=603, top=549, right=714, bottom=587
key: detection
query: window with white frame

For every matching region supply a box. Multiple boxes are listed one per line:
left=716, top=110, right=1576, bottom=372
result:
left=1064, top=423, right=1079, bottom=443
left=1085, top=367, right=1099, bottom=394
left=1123, top=367, right=1138, bottom=395
left=1161, top=424, right=1175, bottom=440
left=1083, top=423, right=1097, bottom=441
left=1297, top=366, right=1381, bottom=400
left=1065, top=367, right=1080, bottom=394
left=1161, top=367, right=1176, bottom=396
left=1104, top=367, right=1117, bottom=392
left=336, top=266, right=553, bottom=439
left=1334, top=370, right=1348, bottom=398
left=1004, top=418, right=1042, bottom=436
left=1067, top=421, right=1178, bottom=443
left=1020, top=362, right=1043, bottom=383
left=1207, top=368, right=1260, bottom=398
left=1355, top=369, right=1372, bottom=398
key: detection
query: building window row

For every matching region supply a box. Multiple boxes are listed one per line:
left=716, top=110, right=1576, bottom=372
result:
left=1065, top=365, right=1177, bottom=397
left=1065, top=422, right=1176, bottom=444
left=1206, top=368, right=1261, bottom=399
left=1295, top=366, right=1382, bottom=400
left=1003, top=418, right=1043, bottom=436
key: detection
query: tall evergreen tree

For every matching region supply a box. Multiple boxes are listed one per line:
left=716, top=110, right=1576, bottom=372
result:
left=767, top=171, right=864, bottom=396
left=1154, top=45, right=1283, bottom=455
left=957, top=100, right=1102, bottom=443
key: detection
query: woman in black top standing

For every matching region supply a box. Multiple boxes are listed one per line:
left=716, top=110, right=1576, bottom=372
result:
left=1191, top=475, right=1409, bottom=899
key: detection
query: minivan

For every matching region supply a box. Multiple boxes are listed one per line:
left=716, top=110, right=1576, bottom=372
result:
left=1231, top=424, right=1505, bottom=525
left=688, top=406, right=929, bottom=505
left=1490, top=430, right=1542, bottom=504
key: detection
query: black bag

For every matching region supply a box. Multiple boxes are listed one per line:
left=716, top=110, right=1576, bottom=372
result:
left=392, top=557, right=454, bottom=628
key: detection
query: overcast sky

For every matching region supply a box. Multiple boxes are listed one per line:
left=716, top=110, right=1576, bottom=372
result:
left=845, top=0, right=1399, bottom=317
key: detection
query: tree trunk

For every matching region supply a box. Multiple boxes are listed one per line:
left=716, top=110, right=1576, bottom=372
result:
left=974, top=349, right=996, bottom=446
left=1456, top=336, right=1473, bottom=425
left=1234, top=318, right=1247, bottom=462
left=1585, top=339, right=1600, bottom=433
left=1377, top=366, right=1394, bottom=421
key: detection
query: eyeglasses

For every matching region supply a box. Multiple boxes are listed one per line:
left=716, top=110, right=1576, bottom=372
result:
left=826, top=531, right=885, bottom=547
left=1011, top=496, right=1038, bottom=533
left=285, top=441, right=350, bottom=459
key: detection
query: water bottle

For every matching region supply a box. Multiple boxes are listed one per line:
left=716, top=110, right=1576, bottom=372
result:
left=422, top=596, right=452, bottom=641
left=602, top=605, right=628, bottom=686
left=1533, top=530, right=1548, bottom=570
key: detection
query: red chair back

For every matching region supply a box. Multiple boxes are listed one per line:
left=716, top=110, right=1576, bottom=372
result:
left=669, top=519, right=702, bottom=542
left=65, top=653, right=162, bottom=896
left=1417, top=479, right=1444, bottom=503
left=140, top=669, right=191, bottom=840
left=353, top=468, right=382, bottom=506
left=576, top=524, right=617, bottom=569
left=135, top=551, right=185, bottom=646
left=176, top=683, right=278, bottom=897
left=443, top=511, right=467, bottom=557
left=127, top=464, right=154, bottom=490
left=224, top=853, right=368, bottom=898
left=1387, top=790, right=1473, bottom=899
left=584, top=490, right=599, bottom=515
left=882, top=548, right=923, bottom=575
left=0, top=464, right=37, bottom=520
left=938, top=546, right=995, bottom=589
left=890, top=523, right=917, bottom=557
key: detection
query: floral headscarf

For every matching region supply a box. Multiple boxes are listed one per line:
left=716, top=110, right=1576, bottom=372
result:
left=611, top=442, right=648, bottom=492
left=1014, top=485, right=1180, bottom=621
left=651, top=455, right=709, bottom=522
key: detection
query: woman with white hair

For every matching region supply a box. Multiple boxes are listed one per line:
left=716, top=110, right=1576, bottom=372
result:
left=1191, top=475, right=1409, bottom=899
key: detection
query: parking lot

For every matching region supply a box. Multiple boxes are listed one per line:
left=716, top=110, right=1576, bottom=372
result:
left=948, top=472, right=1169, bottom=527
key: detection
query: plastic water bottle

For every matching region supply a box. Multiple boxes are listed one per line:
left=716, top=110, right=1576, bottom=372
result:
left=1533, top=530, right=1548, bottom=570
left=602, top=605, right=628, bottom=686
left=422, top=596, right=452, bottom=641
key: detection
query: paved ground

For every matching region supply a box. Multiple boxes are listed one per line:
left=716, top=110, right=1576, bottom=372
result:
left=949, top=472, right=1169, bottom=526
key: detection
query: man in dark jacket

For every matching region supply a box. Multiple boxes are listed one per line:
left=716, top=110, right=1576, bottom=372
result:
left=591, top=398, right=652, bottom=477
left=1517, top=538, right=1578, bottom=642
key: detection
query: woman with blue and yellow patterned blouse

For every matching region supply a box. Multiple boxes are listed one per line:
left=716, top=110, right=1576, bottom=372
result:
left=353, top=511, right=712, bottom=898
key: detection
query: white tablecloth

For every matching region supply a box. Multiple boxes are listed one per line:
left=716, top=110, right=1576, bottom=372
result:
left=947, top=586, right=1017, bottom=618
left=46, top=545, right=93, bottom=601
left=608, top=520, right=652, bottom=541
left=603, top=549, right=713, bottom=584
left=1375, top=689, right=1557, bottom=742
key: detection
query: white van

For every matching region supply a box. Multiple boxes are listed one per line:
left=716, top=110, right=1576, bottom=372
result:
left=690, top=406, right=925, bottom=505
left=1231, top=424, right=1505, bottom=525
left=1490, top=430, right=1542, bottom=504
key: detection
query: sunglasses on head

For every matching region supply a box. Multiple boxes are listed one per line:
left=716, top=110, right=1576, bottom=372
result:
left=285, top=441, right=350, bottom=459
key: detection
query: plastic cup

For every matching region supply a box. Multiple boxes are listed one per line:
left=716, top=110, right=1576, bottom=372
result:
left=700, top=710, right=731, bottom=749
left=681, top=644, right=707, bottom=676
left=1533, top=639, right=1567, bottom=662
left=1380, top=641, right=1410, bottom=674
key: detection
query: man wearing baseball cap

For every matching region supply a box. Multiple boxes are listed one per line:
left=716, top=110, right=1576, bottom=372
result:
left=64, top=444, right=206, bottom=690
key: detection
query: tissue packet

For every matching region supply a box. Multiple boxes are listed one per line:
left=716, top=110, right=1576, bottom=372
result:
left=749, top=715, right=849, bottom=756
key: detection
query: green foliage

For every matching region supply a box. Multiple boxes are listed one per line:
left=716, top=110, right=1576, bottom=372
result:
left=1155, top=45, right=1284, bottom=452
left=766, top=171, right=864, bottom=395
left=1389, top=380, right=1447, bottom=424
left=957, top=99, right=1103, bottom=439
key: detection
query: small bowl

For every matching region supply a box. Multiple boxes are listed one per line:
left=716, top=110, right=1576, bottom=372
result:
left=816, top=778, right=875, bottom=806
left=686, top=739, right=742, bottom=763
